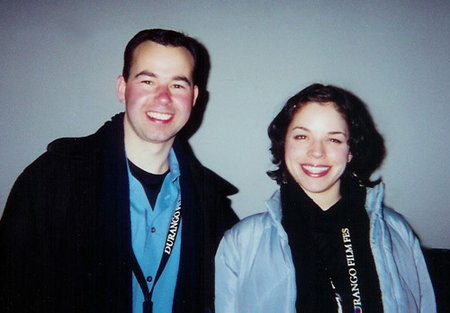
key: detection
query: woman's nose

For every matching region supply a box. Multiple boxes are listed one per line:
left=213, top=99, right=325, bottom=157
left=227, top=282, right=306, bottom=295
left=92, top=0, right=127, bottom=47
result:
left=308, top=140, right=325, bottom=158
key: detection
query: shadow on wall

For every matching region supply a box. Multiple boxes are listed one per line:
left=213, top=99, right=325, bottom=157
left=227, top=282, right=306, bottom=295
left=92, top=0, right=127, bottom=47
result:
left=179, top=36, right=211, bottom=140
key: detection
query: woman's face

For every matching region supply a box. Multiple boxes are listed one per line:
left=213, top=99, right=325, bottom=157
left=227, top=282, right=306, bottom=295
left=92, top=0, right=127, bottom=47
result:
left=284, top=101, right=352, bottom=209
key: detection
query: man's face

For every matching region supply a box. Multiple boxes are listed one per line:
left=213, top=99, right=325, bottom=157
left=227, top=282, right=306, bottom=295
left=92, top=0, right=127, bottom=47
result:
left=116, top=41, right=198, bottom=149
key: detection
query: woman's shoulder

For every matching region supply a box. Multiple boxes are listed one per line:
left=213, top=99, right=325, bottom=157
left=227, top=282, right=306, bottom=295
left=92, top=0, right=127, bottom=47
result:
left=226, top=211, right=273, bottom=238
left=366, top=184, right=416, bottom=242
left=217, top=210, right=286, bottom=270
left=226, top=190, right=281, bottom=235
left=382, top=206, right=417, bottom=244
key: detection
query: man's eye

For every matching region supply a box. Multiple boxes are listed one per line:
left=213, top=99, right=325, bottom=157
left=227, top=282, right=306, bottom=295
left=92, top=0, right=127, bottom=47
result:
left=142, top=80, right=153, bottom=85
left=172, top=84, right=185, bottom=89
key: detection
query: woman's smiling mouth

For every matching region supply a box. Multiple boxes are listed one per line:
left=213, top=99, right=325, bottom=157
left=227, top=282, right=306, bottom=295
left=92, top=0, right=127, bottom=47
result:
left=301, top=164, right=331, bottom=177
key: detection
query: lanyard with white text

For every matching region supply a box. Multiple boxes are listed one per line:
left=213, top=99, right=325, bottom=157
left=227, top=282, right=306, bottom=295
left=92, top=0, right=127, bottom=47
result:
left=131, top=199, right=182, bottom=313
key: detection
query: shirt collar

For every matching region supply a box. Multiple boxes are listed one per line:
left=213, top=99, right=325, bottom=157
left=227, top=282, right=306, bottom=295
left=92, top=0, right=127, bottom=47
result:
left=167, top=148, right=180, bottom=183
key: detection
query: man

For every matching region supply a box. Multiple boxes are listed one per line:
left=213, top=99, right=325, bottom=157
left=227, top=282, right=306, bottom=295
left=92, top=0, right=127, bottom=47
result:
left=0, top=29, right=238, bottom=313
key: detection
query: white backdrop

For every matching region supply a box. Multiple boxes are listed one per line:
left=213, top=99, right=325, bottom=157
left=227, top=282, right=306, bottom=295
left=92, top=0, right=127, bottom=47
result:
left=1, top=1, right=449, bottom=248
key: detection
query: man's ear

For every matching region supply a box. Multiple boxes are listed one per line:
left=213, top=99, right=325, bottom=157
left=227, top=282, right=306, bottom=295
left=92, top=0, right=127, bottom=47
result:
left=116, top=75, right=126, bottom=104
left=192, top=85, right=199, bottom=107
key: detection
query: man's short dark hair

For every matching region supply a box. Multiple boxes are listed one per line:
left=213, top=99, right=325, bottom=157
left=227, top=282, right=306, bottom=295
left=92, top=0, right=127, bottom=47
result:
left=122, top=29, right=200, bottom=83
left=267, top=83, right=386, bottom=187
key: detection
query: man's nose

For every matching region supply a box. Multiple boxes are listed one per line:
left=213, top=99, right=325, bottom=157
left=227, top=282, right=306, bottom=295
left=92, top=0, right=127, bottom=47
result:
left=156, top=86, right=171, bottom=104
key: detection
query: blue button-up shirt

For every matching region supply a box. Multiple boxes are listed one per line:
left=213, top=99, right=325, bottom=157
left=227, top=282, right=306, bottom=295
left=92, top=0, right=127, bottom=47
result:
left=128, top=149, right=182, bottom=313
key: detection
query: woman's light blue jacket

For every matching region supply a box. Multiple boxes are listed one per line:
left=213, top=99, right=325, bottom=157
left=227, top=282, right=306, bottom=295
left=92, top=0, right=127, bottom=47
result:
left=215, top=184, right=436, bottom=313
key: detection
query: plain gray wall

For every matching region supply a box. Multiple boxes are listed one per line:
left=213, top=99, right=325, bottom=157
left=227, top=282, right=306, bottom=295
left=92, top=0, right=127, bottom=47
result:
left=1, top=1, right=449, bottom=248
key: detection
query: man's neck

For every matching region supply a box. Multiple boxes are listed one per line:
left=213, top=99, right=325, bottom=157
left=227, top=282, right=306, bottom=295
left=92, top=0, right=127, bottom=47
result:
left=125, top=135, right=173, bottom=175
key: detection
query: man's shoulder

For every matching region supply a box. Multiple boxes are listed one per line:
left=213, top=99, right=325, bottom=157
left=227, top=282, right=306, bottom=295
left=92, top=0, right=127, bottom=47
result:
left=193, top=163, right=238, bottom=195
left=174, top=138, right=238, bottom=197
left=13, top=131, right=103, bottom=188
left=21, top=115, right=121, bottom=178
left=46, top=132, right=101, bottom=159
left=45, top=113, right=124, bottom=159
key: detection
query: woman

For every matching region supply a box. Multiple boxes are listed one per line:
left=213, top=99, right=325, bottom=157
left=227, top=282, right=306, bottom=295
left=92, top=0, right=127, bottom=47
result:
left=215, top=84, right=435, bottom=313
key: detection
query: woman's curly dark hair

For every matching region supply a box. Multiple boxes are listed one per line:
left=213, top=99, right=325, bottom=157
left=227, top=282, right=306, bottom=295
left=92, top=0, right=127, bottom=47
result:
left=267, top=83, right=386, bottom=187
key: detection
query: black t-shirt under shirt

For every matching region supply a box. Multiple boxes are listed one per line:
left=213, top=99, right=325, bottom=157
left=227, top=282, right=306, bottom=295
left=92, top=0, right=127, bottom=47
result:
left=128, top=160, right=168, bottom=209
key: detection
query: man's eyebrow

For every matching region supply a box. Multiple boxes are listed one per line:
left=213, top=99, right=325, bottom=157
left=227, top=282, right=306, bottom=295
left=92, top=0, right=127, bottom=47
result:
left=173, top=75, right=193, bottom=85
left=134, top=71, right=193, bottom=86
left=134, top=71, right=156, bottom=79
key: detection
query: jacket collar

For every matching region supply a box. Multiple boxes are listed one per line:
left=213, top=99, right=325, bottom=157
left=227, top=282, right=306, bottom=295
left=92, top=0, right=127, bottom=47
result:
left=364, top=183, right=385, bottom=218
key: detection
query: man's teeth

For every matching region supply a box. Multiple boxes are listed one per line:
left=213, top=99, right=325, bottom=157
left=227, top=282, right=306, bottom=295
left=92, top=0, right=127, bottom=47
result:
left=148, top=112, right=172, bottom=120
left=303, top=165, right=329, bottom=174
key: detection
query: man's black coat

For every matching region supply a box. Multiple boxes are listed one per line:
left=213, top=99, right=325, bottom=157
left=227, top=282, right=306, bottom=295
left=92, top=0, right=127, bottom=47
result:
left=0, top=113, right=238, bottom=313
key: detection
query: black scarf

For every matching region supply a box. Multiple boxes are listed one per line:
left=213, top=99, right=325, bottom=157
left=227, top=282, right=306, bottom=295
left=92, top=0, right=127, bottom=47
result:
left=281, top=176, right=383, bottom=313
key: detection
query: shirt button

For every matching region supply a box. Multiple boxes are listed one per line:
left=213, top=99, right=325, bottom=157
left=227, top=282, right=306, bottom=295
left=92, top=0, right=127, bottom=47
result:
left=146, top=276, right=152, bottom=282
left=151, top=227, right=156, bottom=233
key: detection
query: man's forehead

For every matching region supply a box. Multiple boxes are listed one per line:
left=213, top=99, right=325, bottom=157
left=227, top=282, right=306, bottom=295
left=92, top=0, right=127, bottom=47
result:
left=129, top=42, right=194, bottom=78
left=133, top=41, right=194, bottom=64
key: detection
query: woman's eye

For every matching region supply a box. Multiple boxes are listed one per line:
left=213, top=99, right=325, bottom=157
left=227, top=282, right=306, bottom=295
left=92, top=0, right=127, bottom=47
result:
left=330, top=138, right=343, bottom=144
left=294, top=135, right=307, bottom=140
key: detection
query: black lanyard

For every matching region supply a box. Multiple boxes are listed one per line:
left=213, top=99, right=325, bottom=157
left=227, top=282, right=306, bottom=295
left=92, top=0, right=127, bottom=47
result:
left=131, top=199, right=182, bottom=313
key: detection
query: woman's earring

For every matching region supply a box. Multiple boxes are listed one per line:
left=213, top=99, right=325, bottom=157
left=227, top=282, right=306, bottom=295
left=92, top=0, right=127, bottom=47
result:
left=352, top=171, right=364, bottom=187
